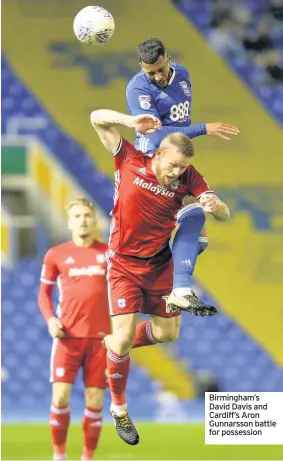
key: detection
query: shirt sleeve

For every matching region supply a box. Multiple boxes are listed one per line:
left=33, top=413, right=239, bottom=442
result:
left=126, top=83, right=160, bottom=118
left=40, top=248, right=59, bottom=285
left=113, top=138, right=142, bottom=169
left=186, top=166, right=214, bottom=199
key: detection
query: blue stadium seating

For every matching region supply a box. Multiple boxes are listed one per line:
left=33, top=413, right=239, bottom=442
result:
left=2, top=260, right=283, bottom=422
left=175, top=282, right=283, bottom=393
left=175, top=0, right=283, bottom=126
left=1, top=55, right=114, bottom=214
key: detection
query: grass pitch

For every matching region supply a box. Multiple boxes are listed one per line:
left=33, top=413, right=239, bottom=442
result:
left=2, top=423, right=282, bottom=460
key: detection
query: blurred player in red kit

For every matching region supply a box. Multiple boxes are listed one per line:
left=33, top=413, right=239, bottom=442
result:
left=90, top=109, right=230, bottom=445
left=38, top=198, right=110, bottom=461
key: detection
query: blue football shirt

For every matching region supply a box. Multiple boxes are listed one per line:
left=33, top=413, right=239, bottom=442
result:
left=126, top=62, right=205, bottom=154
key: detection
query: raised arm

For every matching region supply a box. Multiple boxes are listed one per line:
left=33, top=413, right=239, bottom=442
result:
left=90, top=109, right=161, bottom=153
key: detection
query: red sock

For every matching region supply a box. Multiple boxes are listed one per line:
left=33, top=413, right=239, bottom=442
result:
left=132, top=321, right=157, bottom=349
left=107, top=349, right=130, bottom=406
left=82, top=407, right=103, bottom=460
left=49, top=404, right=70, bottom=457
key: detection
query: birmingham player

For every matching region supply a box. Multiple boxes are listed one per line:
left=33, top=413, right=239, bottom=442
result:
left=90, top=109, right=230, bottom=445
left=127, top=39, right=239, bottom=152
left=126, top=38, right=238, bottom=307
left=38, top=198, right=110, bottom=461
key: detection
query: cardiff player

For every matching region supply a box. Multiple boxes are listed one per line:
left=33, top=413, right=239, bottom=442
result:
left=38, top=198, right=110, bottom=461
left=90, top=109, right=230, bottom=445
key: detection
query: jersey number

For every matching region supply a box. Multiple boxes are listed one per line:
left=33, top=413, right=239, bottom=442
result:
left=170, top=101, right=190, bottom=122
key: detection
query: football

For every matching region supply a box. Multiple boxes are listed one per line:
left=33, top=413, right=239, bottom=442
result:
left=73, top=6, right=115, bottom=45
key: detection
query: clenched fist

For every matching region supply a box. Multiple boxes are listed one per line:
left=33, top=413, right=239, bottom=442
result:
left=48, top=317, right=64, bottom=339
left=133, top=114, right=162, bottom=135
left=199, top=194, right=219, bottom=213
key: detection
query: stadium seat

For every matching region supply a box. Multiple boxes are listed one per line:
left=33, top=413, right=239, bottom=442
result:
left=1, top=56, right=114, bottom=214
left=176, top=0, right=283, bottom=126
left=3, top=260, right=283, bottom=422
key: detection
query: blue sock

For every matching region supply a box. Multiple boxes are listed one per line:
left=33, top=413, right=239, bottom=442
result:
left=172, top=203, right=206, bottom=290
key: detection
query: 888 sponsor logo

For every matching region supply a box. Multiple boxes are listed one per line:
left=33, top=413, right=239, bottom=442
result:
left=169, top=101, right=190, bottom=122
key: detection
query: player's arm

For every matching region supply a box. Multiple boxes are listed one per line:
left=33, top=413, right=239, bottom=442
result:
left=38, top=249, right=64, bottom=338
left=90, top=109, right=161, bottom=153
left=127, top=86, right=239, bottom=150
left=148, top=122, right=239, bottom=145
left=186, top=167, right=230, bottom=222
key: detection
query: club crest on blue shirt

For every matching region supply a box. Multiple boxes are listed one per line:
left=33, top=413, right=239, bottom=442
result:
left=179, top=81, right=191, bottom=97
left=138, top=95, right=151, bottom=110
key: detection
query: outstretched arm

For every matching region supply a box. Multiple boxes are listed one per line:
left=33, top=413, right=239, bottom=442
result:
left=148, top=122, right=239, bottom=147
left=126, top=85, right=239, bottom=154
left=90, top=109, right=161, bottom=153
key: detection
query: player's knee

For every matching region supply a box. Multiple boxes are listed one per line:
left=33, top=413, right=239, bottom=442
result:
left=52, top=382, right=71, bottom=407
left=113, top=335, right=134, bottom=354
left=110, top=328, right=135, bottom=354
left=165, top=325, right=180, bottom=342
left=152, top=324, right=180, bottom=343
left=111, top=314, right=137, bottom=354
left=85, top=387, right=105, bottom=409
left=52, top=392, right=70, bottom=407
left=177, top=203, right=206, bottom=227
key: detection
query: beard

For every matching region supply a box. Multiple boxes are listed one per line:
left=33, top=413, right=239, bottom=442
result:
left=155, top=170, right=169, bottom=187
left=78, top=230, right=90, bottom=239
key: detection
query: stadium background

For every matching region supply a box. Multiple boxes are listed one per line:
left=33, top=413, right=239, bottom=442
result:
left=1, top=0, right=283, bottom=459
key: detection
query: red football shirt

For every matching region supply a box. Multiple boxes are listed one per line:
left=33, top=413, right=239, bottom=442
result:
left=109, top=138, right=213, bottom=257
left=39, top=240, right=110, bottom=338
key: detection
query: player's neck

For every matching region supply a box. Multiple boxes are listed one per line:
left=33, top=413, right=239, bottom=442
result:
left=72, top=236, right=95, bottom=247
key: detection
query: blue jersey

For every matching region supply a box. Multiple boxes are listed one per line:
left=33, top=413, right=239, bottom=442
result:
left=126, top=62, right=205, bottom=154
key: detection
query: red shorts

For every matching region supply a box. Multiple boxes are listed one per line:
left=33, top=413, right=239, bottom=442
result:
left=50, top=338, right=108, bottom=388
left=107, top=246, right=179, bottom=318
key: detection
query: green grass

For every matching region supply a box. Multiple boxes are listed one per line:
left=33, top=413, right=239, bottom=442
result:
left=1, top=423, right=282, bottom=460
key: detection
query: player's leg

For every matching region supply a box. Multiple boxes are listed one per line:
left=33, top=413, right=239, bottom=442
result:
left=172, top=201, right=205, bottom=292
left=81, top=388, right=105, bottom=461
left=133, top=287, right=181, bottom=348
left=49, top=338, right=83, bottom=461
left=105, top=312, right=138, bottom=410
left=168, top=201, right=217, bottom=315
left=104, top=313, right=140, bottom=445
left=132, top=248, right=213, bottom=350
left=198, top=227, right=208, bottom=255
left=150, top=313, right=181, bottom=343
left=50, top=382, right=72, bottom=461
left=81, top=340, right=107, bottom=460
left=132, top=299, right=180, bottom=348
left=105, top=255, right=142, bottom=444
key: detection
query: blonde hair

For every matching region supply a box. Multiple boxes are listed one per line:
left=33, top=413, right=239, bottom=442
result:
left=160, top=133, right=195, bottom=158
left=65, top=197, right=95, bottom=214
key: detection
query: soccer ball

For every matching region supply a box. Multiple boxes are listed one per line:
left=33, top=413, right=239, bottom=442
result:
left=73, top=6, right=115, bottom=45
